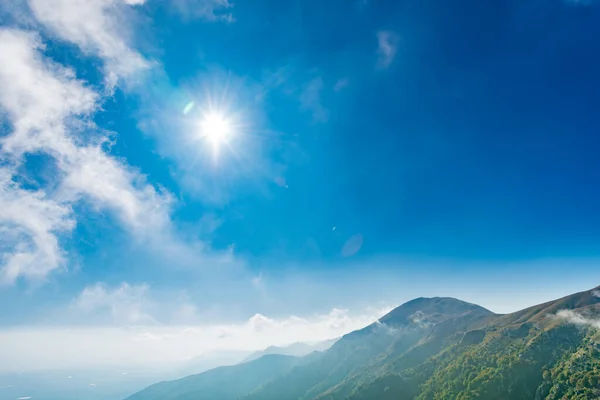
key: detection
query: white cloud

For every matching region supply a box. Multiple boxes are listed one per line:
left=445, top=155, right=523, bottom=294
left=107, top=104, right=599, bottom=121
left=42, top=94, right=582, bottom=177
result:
left=556, top=309, right=600, bottom=329
left=0, top=168, right=75, bottom=284
left=196, top=213, right=224, bottom=237
left=74, top=282, right=158, bottom=325
left=592, top=289, right=600, bottom=298
left=0, top=306, right=387, bottom=371
left=58, top=146, right=173, bottom=237
left=0, top=29, right=173, bottom=282
left=300, top=77, right=328, bottom=123
left=0, top=29, right=97, bottom=158
left=0, top=30, right=170, bottom=232
left=26, top=0, right=149, bottom=83
left=376, top=30, right=399, bottom=69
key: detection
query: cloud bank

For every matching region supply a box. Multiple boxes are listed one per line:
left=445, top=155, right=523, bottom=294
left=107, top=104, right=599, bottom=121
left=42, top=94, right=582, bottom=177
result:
left=0, top=306, right=387, bottom=371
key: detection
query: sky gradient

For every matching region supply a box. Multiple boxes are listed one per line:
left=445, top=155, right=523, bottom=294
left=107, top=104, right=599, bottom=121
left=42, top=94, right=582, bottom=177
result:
left=1, top=0, right=600, bottom=372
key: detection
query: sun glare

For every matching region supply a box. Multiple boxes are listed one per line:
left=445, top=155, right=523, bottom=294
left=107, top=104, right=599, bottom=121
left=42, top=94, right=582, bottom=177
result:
left=200, top=112, right=232, bottom=151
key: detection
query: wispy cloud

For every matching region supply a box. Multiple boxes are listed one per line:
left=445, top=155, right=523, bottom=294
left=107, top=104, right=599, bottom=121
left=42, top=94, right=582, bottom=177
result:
left=26, top=0, right=149, bottom=85
left=0, top=29, right=97, bottom=159
left=556, top=309, right=600, bottom=329
left=341, top=234, right=364, bottom=257
left=300, top=77, right=328, bottom=123
left=74, top=282, right=158, bottom=325
left=169, top=0, right=234, bottom=22
left=333, top=77, right=349, bottom=92
left=0, top=168, right=75, bottom=284
left=0, top=29, right=90, bottom=283
left=376, top=30, right=399, bottom=69
left=58, top=146, right=173, bottom=237
left=0, top=28, right=174, bottom=283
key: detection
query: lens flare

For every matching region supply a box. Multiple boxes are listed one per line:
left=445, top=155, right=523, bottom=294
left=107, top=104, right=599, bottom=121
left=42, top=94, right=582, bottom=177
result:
left=182, top=101, right=195, bottom=115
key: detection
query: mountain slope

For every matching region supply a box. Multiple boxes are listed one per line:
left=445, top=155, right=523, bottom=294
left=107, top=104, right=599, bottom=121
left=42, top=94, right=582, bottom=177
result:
left=124, top=354, right=303, bottom=400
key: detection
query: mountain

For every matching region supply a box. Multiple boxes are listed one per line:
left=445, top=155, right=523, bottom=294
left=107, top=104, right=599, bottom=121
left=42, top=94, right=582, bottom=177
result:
left=125, top=286, right=600, bottom=400
left=245, top=297, right=494, bottom=400
left=124, top=354, right=316, bottom=400
left=242, top=339, right=338, bottom=363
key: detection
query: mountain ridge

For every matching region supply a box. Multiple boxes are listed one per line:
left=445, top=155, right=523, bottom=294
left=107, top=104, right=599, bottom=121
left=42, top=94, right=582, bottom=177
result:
left=125, top=286, right=600, bottom=400
left=242, top=338, right=338, bottom=363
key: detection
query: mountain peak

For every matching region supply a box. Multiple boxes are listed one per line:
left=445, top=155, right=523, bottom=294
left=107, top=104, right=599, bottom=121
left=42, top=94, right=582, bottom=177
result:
left=379, top=296, right=493, bottom=325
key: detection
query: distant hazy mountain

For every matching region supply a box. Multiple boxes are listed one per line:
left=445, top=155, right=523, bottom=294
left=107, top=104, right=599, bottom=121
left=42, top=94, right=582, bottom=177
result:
left=242, top=338, right=338, bottom=363
left=124, top=354, right=313, bottom=400
left=125, top=286, right=600, bottom=400
left=178, top=349, right=252, bottom=376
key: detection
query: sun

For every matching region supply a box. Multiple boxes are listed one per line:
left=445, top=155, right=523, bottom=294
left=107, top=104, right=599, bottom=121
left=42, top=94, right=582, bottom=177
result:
left=199, top=112, right=232, bottom=151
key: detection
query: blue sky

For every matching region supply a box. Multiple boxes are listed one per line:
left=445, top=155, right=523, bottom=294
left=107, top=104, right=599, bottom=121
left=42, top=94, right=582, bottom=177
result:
left=1, top=0, right=600, bottom=371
